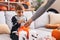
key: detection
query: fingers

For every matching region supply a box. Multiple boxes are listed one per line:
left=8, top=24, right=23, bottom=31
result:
left=24, top=22, right=30, bottom=27
left=24, top=21, right=31, bottom=27
left=25, top=21, right=29, bottom=25
left=24, top=19, right=33, bottom=27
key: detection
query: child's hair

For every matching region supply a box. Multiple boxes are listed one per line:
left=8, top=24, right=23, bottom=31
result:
left=15, top=6, right=23, bottom=10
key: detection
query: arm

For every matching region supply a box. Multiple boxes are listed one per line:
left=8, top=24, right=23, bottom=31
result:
left=11, top=16, right=21, bottom=33
left=12, top=16, right=20, bottom=26
left=31, top=0, right=56, bottom=21
left=24, top=0, right=56, bottom=27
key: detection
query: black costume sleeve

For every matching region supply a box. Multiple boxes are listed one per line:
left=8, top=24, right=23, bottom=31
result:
left=12, top=16, right=18, bottom=26
left=11, top=16, right=21, bottom=33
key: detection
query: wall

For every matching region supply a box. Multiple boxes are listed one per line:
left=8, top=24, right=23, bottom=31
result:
left=49, top=0, right=60, bottom=13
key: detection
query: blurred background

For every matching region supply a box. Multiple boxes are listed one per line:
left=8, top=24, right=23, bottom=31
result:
left=0, top=0, right=44, bottom=11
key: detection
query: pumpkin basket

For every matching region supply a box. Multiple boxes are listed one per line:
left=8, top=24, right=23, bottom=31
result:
left=52, top=26, right=60, bottom=40
left=18, top=26, right=29, bottom=39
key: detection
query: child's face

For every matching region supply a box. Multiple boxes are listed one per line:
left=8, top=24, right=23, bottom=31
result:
left=16, top=10, right=23, bottom=16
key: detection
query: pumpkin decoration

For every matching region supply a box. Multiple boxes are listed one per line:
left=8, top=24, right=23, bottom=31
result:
left=10, top=0, right=16, bottom=2
left=2, top=6, right=7, bottom=11
left=18, top=26, right=29, bottom=39
left=0, top=6, right=7, bottom=11
left=45, top=24, right=59, bottom=29
left=10, top=7, right=15, bottom=11
left=0, top=0, right=4, bottom=2
left=52, top=29, right=60, bottom=40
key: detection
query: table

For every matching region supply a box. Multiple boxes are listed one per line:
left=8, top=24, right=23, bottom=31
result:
left=19, top=29, right=56, bottom=40
left=29, top=29, right=52, bottom=40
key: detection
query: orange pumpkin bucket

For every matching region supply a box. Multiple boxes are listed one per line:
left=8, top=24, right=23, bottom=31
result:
left=18, top=26, right=29, bottom=39
left=52, top=29, right=60, bottom=40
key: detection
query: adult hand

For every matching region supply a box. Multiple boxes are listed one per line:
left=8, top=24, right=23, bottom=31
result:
left=24, top=19, right=33, bottom=27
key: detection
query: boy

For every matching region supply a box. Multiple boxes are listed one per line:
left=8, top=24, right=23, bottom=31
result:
left=10, top=6, right=27, bottom=40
